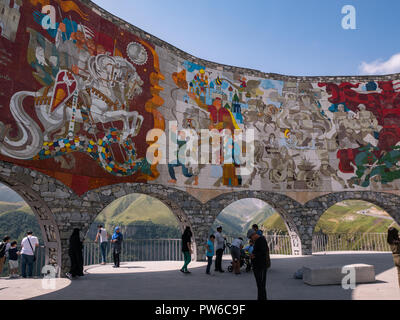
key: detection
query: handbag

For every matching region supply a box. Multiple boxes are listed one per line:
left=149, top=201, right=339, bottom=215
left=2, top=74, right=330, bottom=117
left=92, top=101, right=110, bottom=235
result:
left=27, top=237, right=37, bottom=262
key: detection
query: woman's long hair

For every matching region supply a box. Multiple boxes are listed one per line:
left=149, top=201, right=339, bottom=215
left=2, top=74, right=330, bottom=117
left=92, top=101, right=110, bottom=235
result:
left=183, top=226, right=192, bottom=238
left=387, top=227, right=399, bottom=245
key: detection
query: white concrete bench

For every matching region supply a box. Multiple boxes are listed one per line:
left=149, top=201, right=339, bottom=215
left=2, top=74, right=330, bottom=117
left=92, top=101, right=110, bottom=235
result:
left=302, top=264, right=375, bottom=286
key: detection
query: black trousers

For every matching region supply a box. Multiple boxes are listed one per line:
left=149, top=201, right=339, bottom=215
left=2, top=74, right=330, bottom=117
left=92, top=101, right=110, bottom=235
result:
left=69, top=251, right=84, bottom=277
left=253, top=266, right=267, bottom=300
left=215, top=249, right=224, bottom=271
left=113, top=251, right=120, bottom=267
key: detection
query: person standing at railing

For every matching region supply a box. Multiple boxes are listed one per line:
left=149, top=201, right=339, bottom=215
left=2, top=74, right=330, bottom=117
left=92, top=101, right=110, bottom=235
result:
left=180, top=226, right=193, bottom=274
left=111, top=227, right=123, bottom=268
left=214, top=226, right=226, bottom=273
left=205, top=235, right=215, bottom=275
left=387, top=227, right=400, bottom=287
left=95, top=225, right=108, bottom=265
left=66, top=228, right=84, bottom=280
left=20, top=231, right=39, bottom=279
left=8, top=241, right=20, bottom=279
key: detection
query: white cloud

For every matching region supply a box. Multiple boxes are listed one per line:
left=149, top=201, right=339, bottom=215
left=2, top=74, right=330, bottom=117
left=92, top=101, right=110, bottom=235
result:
left=360, top=53, right=400, bottom=75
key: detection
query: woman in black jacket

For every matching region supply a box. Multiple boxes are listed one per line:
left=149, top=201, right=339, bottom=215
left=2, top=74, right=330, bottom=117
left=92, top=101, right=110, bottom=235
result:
left=66, top=228, right=84, bottom=279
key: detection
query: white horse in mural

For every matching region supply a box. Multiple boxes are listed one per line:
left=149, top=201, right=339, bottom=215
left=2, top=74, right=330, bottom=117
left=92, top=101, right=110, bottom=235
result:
left=0, top=54, right=144, bottom=160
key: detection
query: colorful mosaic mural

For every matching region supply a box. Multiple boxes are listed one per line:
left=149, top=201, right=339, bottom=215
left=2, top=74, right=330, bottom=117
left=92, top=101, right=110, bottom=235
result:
left=0, top=0, right=164, bottom=194
left=1, top=0, right=400, bottom=194
left=162, top=59, right=400, bottom=192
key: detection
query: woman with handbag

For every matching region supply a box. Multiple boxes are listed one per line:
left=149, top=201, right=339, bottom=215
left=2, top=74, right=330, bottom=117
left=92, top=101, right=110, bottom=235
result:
left=66, top=228, right=84, bottom=279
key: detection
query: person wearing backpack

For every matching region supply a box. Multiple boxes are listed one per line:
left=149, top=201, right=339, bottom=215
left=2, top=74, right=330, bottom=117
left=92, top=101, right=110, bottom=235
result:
left=20, top=231, right=39, bottom=278
left=0, top=236, right=11, bottom=275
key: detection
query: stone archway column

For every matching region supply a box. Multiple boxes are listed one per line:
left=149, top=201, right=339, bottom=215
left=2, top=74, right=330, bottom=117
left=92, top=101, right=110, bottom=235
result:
left=44, top=188, right=103, bottom=276
left=0, top=162, right=64, bottom=276
left=178, top=199, right=207, bottom=262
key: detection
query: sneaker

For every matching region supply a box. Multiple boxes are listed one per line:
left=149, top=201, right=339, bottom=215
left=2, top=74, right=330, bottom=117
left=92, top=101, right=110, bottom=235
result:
left=184, top=270, right=191, bottom=274
left=65, top=272, right=72, bottom=280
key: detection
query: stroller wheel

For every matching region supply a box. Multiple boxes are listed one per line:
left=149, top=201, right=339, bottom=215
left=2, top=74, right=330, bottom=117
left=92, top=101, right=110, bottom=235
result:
left=228, top=265, right=233, bottom=272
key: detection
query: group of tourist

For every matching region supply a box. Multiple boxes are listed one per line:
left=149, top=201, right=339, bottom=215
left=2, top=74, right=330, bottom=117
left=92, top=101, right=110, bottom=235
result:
left=1, top=224, right=399, bottom=300
left=0, top=231, right=39, bottom=279
left=180, top=224, right=400, bottom=300
left=180, top=224, right=270, bottom=300
left=66, top=225, right=123, bottom=279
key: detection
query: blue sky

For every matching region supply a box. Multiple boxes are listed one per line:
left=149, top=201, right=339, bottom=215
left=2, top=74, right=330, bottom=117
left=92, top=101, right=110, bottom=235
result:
left=92, top=0, right=400, bottom=76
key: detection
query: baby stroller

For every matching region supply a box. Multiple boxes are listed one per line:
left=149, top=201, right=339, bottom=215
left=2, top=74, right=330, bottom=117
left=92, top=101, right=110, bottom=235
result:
left=226, top=242, right=252, bottom=273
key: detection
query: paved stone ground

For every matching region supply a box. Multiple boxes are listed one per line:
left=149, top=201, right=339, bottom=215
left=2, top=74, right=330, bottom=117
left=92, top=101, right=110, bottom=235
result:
left=0, top=252, right=398, bottom=300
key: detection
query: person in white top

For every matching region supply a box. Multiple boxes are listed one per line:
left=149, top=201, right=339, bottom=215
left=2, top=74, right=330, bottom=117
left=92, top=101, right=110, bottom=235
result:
left=95, top=225, right=108, bottom=265
left=214, top=226, right=226, bottom=273
left=20, top=231, right=39, bottom=278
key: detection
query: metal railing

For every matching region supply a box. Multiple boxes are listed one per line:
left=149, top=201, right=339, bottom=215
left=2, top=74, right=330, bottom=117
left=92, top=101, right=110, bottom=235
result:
left=83, top=239, right=184, bottom=265
left=223, top=235, right=293, bottom=256
left=312, top=233, right=391, bottom=253
left=0, top=245, right=46, bottom=277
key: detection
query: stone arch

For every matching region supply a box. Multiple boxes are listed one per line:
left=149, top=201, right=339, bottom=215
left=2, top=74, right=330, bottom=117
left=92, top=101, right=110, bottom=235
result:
left=83, top=183, right=204, bottom=261
left=0, top=161, right=62, bottom=276
left=204, top=191, right=305, bottom=256
left=303, top=191, right=400, bottom=253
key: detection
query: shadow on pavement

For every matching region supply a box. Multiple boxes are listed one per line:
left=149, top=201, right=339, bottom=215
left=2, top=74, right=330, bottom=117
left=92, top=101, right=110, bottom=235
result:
left=31, top=253, right=397, bottom=300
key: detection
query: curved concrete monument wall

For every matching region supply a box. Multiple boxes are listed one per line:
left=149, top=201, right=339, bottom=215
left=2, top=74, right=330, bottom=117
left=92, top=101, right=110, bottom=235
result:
left=2, top=0, right=400, bottom=194
left=1, top=0, right=400, bottom=275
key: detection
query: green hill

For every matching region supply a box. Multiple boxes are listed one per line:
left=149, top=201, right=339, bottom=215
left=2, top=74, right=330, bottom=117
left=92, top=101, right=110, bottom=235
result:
left=262, top=200, right=400, bottom=234
left=0, top=202, right=41, bottom=242
left=0, top=201, right=28, bottom=215
left=96, top=194, right=180, bottom=228
left=211, top=199, right=275, bottom=237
